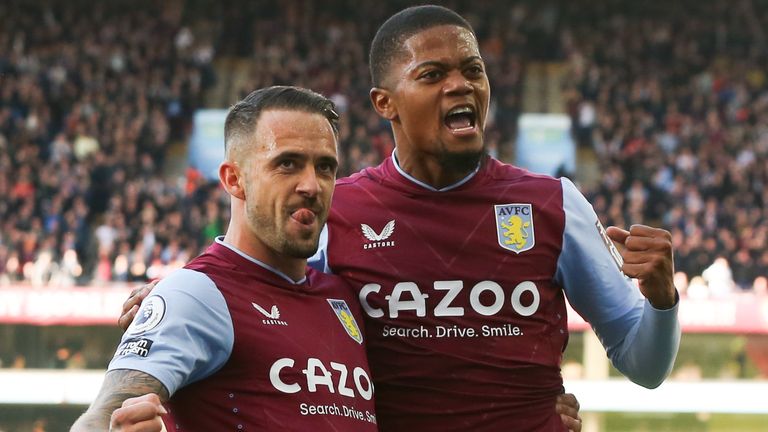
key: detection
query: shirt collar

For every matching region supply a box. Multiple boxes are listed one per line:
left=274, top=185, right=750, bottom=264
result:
left=215, top=236, right=307, bottom=285
left=391, top=149, right=480, bottom=192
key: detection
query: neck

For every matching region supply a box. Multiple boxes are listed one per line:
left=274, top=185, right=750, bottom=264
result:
left=224, top=210, right=307, bottom=282
left=394, top=148, right=481, bottom=190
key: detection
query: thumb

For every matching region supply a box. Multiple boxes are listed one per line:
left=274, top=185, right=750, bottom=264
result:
left=605, top=226, right=630, bottom=245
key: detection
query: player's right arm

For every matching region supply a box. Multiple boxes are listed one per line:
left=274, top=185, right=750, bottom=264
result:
left=97, top=268, right=234, bottom=432
left=70, top=370, right=169, bottom=431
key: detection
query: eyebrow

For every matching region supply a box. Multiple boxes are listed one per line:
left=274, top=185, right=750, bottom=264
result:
left=413, top=55, right=484, bottom=70
left=272, top=151, right=338, bottom=166
left=317, top=155, right=339, bottom=169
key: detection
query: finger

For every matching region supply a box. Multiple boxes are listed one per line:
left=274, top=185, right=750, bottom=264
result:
left=623, top=236, right=671, bottom=253
left=629, top=224, right=672, bottom=240
left=555, top=401, right=580, bottom=421
left=122, top=286, right=148, bottom=315
left=118, top=304, right=140, bottom=330
left=135, top=280, right=159, bottom=300
left=621, top=250, right=670, bottom=266
left=560, top=414, right=582, bottom=432
left=621, top=262, right=647, bottom=279
left=111, top=401, right=167, bottom=425
left=121, top=291, right=141, bottom=314
left=605, top=226, right=630, bottom=245
left=111, top=417, right=166, bottom=432
left=621, top=252, right=672, bottom=272
left=555, top=393, right=580, bottom=413
left=112, top=398, right=168, bottom=423
left=122, top=393, right=163, bottom=408
left=621, top=262, right=674, bottom=281
left=119, top=281, right=158, bottom=330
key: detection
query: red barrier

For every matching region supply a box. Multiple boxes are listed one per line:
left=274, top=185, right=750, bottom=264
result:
left=1, top=286, right=767, bottom=333
left=567, top=293, right=768, bottom=334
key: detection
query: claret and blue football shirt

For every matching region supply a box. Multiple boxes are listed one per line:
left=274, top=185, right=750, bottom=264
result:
left=310, top=153, right=679, bottom=431
left=110, top=238, right=377, bottom=431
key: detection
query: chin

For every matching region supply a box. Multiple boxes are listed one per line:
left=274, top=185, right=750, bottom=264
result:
left=283, top=238, right=320, bottom=259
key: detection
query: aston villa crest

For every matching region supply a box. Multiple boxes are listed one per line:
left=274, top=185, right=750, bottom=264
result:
left=327, top=299, right=364, bottom=344
left=494, top=203, right=535, bottom=253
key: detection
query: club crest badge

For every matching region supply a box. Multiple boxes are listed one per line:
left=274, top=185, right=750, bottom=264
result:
left=494, top=203, right=535, bottom=253
left=327, top=299, right=363, bottom=344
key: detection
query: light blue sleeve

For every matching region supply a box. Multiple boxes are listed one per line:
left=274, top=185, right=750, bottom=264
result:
left=308, top=224, right=332, bottom=274
left=108, top=268, right=234, bottom=396
left=555, top=177, right=680, bottom=388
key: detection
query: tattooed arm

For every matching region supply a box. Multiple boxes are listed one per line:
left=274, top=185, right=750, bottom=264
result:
left=70, top=369, right=170, bottom=431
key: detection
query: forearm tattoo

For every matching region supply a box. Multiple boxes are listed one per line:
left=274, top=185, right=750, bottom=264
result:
left=71, top=369, right=169, bottom=431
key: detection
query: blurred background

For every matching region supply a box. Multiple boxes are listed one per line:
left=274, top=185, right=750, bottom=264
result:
left=0, top=0, right=767, bottom=431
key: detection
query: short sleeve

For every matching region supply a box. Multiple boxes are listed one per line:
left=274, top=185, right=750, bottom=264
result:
left=108, top=268, right=234, bottom=396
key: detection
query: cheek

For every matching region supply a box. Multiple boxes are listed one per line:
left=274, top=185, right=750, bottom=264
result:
left=321, top=179, right=336, bottom=197
left=404, top=100, right=437, bottom=132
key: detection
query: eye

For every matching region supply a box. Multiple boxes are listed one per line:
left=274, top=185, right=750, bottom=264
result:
left=419, top=69, right=444, bottom=81
left=317, top=161, right=337, bottom=176
left=465, top=64, right=484, bottom=77
left=278, top=159, right=296, bottom=170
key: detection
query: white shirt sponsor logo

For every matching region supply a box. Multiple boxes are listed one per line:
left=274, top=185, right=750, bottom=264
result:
left=253, top=303, right=288, bottom=326
left=361, top=220, right=396, bottom=250
left=359, top=280, right=541, bottom=319
left=269, top=357, right=373, bottom=401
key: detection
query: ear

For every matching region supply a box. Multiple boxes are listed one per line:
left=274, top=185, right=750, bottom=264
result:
left=370, top=87, right=397, bottom=121
left=219, top=160, right=246, bottom=200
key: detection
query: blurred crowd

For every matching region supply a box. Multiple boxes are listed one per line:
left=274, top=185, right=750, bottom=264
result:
left=0, top=0, right=219, bottom=287
left=0, top=0, right=766, bottom=299
left=560, top=0, right=768, bottom=295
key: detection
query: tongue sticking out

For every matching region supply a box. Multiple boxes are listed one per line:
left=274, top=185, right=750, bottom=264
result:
left=445, top=114, right=473, bottom=130
left=292, top=209, right=316, bottom=225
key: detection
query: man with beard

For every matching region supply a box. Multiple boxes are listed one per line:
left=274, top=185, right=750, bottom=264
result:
left=71, top=86, right=377, bottom=431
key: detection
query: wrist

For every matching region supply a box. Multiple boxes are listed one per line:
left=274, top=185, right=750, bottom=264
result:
left=649, top=289, right=678, bottom=310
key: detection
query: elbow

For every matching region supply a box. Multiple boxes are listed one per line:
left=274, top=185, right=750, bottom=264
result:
left=613, top=349, right=676, bottom=389
left=622, top=357, right=675, bottom=389
left=631, top=373, right=666, bottom=389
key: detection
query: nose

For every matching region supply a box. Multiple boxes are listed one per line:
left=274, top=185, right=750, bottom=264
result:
left=296, top=166, right=321, bottom=198
left=444, top=71, right=473, bottom=96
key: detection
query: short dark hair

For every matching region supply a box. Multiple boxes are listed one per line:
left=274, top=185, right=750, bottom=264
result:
left=369, top=5, right=475, bottom=87
left=224, top=86, right=339, bottom=156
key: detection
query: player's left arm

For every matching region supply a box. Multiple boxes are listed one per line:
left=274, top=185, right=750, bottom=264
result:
left=555, top=178, right=680, bottom=389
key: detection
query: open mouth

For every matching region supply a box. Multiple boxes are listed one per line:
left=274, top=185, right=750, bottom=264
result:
left=444, top=105, right=476, bottom=132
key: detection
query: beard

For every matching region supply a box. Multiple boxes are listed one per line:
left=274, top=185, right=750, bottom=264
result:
left=438, top=148, right=487, bottom=175
left=280, top=234, right=322, bottom=258
left=245, top=200, right=325, bottom=259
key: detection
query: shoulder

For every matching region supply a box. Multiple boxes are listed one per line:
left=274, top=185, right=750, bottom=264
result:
left=484, top=158, right=563, bottom=189
left=155, top=268, right=218, bottom=296
left=307, top=267, right=351, bottom=290
left=307, top=268, right=354, bottom=296
left=336, top=164, right=384, bottom=188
